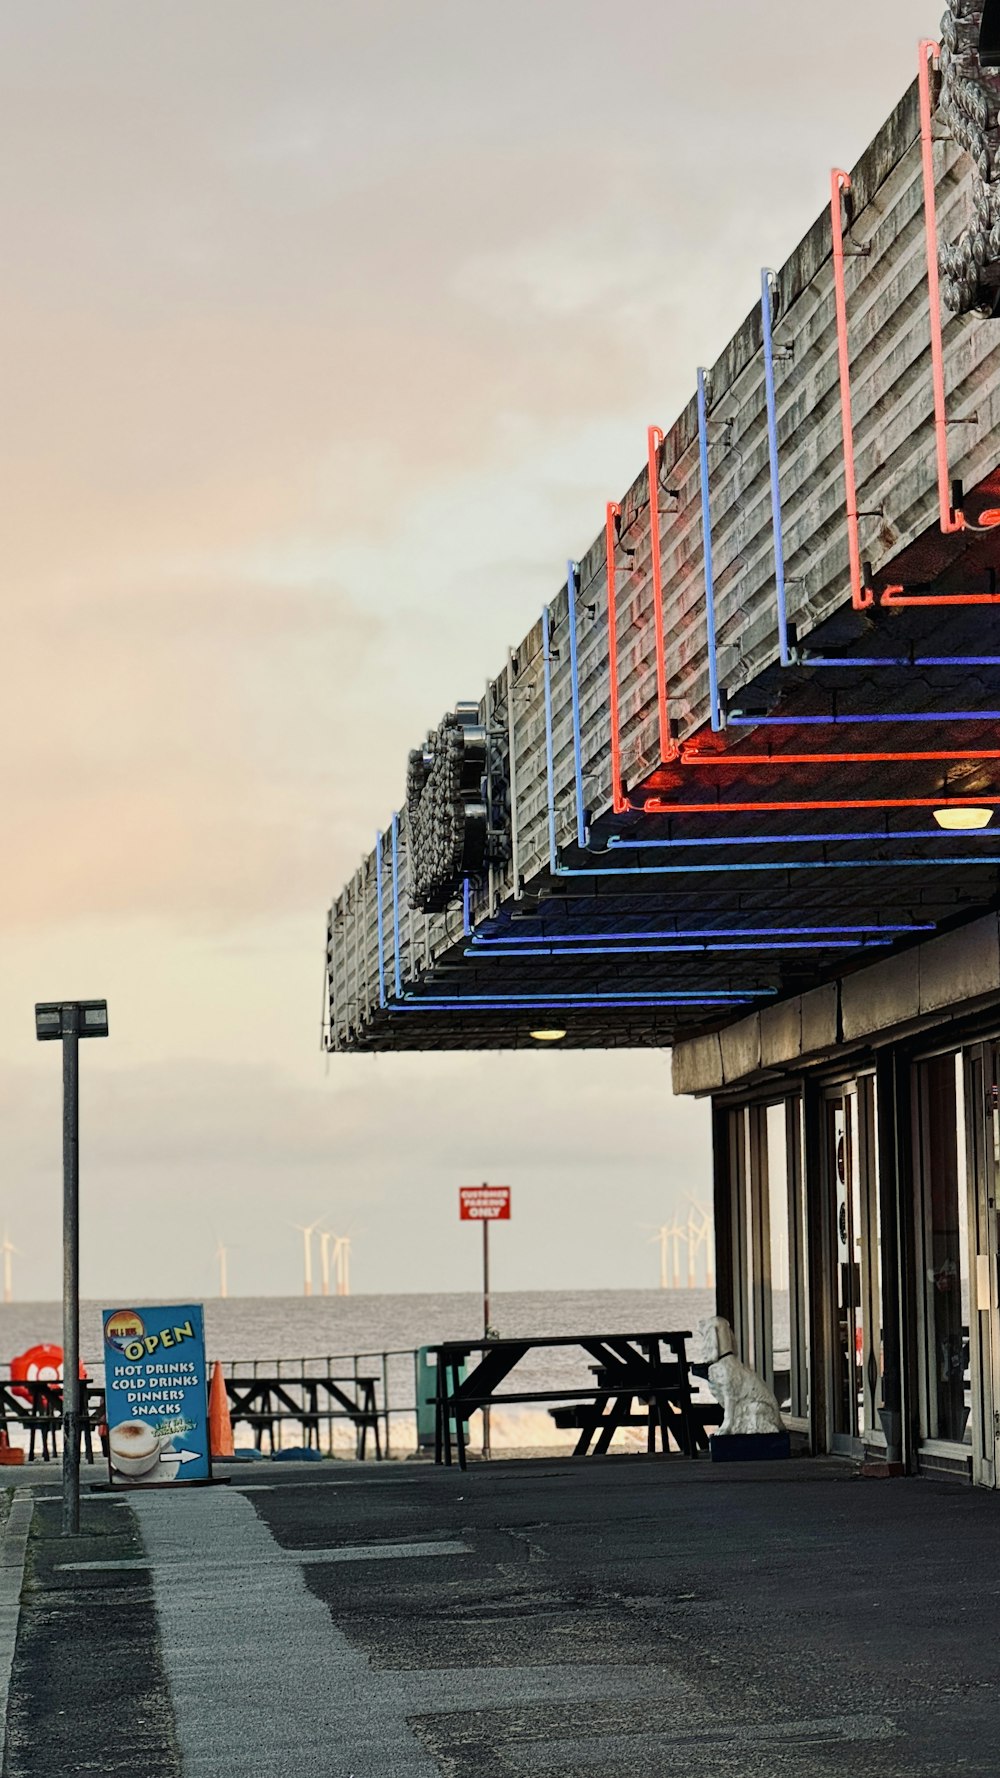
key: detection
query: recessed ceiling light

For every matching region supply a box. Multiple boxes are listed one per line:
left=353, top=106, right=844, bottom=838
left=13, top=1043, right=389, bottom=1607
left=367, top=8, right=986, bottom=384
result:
left=529, top=1029, right=567, bottom=1043
left=933, top=806, right=994, bottom=831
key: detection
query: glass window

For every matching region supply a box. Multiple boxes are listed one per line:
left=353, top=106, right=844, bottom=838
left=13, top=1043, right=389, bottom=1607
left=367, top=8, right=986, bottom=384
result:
left=916, top=1055, right=971, bottom=1445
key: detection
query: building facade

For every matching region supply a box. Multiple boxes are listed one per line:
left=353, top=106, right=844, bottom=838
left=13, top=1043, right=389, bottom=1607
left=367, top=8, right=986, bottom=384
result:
left=326, top=15, right=1000, bottom=1485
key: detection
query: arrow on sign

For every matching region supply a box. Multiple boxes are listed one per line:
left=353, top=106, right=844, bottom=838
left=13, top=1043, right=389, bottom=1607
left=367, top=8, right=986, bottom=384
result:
left=161, top=1448, right=202, bottom=1464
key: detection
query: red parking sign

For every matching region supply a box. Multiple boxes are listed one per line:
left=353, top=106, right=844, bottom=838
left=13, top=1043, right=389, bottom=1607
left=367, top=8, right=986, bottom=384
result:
left=460, top=1185, right=511, bottom=1221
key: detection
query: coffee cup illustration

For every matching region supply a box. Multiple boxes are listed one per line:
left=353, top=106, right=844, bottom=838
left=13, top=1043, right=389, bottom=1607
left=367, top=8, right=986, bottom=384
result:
left=109, top=1419, right=162, bottom=1478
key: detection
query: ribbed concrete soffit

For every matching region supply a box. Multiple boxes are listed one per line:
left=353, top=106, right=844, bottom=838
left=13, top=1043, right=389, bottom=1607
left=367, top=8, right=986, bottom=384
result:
left=328, top=22, right=1000, bottom=1056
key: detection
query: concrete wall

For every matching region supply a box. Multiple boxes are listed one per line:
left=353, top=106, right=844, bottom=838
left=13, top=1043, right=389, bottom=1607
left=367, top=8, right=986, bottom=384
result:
left=670, top=913, right=1000, bottom=1095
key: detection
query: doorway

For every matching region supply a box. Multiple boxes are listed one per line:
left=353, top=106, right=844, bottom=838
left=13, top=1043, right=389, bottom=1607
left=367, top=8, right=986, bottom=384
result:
left=824, top=1079, right=881, bottom=1456
left=959, top=1045, right=1000, bottom=1485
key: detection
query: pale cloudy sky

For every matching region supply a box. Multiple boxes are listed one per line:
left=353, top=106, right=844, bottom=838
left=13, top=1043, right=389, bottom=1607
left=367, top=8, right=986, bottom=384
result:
left=0, top=0, right=936, bottom=1301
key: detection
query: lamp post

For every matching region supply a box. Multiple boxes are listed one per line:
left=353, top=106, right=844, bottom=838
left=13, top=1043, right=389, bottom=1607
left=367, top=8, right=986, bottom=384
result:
left=34, top=998, right=108, bottom=1537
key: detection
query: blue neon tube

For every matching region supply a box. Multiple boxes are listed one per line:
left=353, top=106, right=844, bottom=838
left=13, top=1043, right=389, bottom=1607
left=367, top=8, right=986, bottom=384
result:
left=550, top=619, right=1000, bottom=875
left=566, top=561, right=588, bottom=848
left=463, top=939, right=894, bottom=958
left=472, top=924, right=933, bottom=941
left=761, top=268, right=791, bottom=668
left=375, top=830, right=387, bottom=1009
left=390, top=812, right=403, bottom=999
left=697, top=367, right=723, bottom=732
left=802, top=654, right=1000, bottom=668
left=389, top=998, right=764, bottom=1012
left=605, top=830, right=999, bottom=850
left=550, top=856, right=1000, bottom=876
left=542, top=603, right=558, bottom=870
left=463, top=876, right=472, bottom=938
left=389, top=991, right=770, bottom=1008
left=728, top=712, right=1000, bottom=725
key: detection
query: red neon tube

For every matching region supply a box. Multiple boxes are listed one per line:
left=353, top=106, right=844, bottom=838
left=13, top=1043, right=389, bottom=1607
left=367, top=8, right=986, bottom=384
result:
left=830, top=170, right=899, bottom=611
left=605, top=501, right=627, bottom=813
left=919, top=38, right=966, bottom=536
left=678, top=744, right=1000, bottom=767
left=647, top=426, right=679, bottom=764
left=642, top=793, right=1000, bottom=816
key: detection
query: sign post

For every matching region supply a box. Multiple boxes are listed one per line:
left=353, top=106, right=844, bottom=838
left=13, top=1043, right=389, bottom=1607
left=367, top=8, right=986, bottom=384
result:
left=459, top=1185, right=511, bottom=1459
left=102, top=1305, right=211, bottom=1487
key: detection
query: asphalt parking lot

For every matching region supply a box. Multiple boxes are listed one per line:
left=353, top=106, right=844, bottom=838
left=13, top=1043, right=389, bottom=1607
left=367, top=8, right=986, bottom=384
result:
left=5, top=1455, right=1000, bottom=1775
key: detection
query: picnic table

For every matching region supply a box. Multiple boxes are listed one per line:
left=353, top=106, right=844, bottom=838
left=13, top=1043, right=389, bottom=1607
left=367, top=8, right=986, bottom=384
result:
left=0, top=1380, right=107, bottom=1462
left=429, top=1331, right=721, bottom=1470
left=223, top=1375, right=382, bottom=1458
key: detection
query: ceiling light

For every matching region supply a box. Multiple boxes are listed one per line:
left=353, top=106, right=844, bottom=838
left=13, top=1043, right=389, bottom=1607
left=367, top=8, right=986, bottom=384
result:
left=529, top=1029, right=567, bottom=1043
left=933, top=806, right=994, bottom=831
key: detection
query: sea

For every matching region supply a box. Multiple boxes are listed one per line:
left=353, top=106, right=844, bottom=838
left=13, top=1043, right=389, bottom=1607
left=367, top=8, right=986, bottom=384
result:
left=0, top=1287, right=734, bottom=1456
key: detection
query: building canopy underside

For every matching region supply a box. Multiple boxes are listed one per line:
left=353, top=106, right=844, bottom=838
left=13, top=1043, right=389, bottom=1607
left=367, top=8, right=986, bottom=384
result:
left=326, top=33, right=1000, bottom=1056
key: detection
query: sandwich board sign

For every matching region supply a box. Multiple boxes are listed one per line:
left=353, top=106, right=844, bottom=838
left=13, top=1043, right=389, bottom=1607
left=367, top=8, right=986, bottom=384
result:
left=102, top=1304, right=211, bottom=1486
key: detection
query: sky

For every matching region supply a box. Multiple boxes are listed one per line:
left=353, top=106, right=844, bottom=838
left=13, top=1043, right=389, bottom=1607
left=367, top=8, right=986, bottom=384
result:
left=0, top=0, right=941, bottom=1302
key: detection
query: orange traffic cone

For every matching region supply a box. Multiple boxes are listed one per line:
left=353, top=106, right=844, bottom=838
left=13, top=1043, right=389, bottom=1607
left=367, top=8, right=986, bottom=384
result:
left=209, top=1362, right=235, bottom=1459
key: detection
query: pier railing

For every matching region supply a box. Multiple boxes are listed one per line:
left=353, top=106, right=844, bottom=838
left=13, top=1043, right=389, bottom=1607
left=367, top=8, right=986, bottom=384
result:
left=0, top=1350, right=423, bottom=1461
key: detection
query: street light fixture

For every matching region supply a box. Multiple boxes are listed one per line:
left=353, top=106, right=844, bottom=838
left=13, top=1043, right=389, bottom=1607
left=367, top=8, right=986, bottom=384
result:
left=34, top=999, right=108, bottom=1537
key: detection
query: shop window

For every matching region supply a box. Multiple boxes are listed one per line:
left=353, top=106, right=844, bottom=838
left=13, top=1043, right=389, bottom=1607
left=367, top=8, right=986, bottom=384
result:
left=915, top=1054, right=971, bottom=1446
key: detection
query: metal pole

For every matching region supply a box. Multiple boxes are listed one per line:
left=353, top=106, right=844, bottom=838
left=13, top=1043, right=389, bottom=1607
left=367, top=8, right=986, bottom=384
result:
left=62, top=1007, right=80, bottom=1537
left=482, top=1218, right=491, bottom=1460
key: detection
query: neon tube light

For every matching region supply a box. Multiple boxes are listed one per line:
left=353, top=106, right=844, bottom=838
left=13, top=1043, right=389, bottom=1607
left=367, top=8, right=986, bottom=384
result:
left=761, top=266, right=792, bottom=667
left=473, top=924, right=933, bottom=941
left=543, top=604, right=559, bottom=870
left=605, top=501, right=627, bottom=812
left=727, top=713, right=1000, bottom=725
left=566, top=561, right=588, bottom=848
left=388, top=999, right=763, bottom=1013
left=375, top=830, right=387, bottom=1009
left=642, top=793, right=1000, bottom=816
left=463, top=876, right=472, bottom=938
left=390, top=992, right=770, bottom=1008
left=463, top=940, right=894, bottom=958
left=390, top=812, right=403, bottom=999
left=830, top=169, right=888, bottom=611
left=919, top=38, right=965, bottom=536
left=681, top=745, right=1000, bottom=766
left=605, top=829, right=1000, bottom=849
left=799, top=654, right=1000, bottom=668
left=697, top=367, right=724, bottom=731
left=647, top=424, right=678, bottom=761
left=547, top=855, right=1000, bottom=877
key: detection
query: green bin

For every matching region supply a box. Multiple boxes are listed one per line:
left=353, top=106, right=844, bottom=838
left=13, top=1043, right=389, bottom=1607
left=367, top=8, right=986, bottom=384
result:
left=416, top=1347, right=466, bottom=1451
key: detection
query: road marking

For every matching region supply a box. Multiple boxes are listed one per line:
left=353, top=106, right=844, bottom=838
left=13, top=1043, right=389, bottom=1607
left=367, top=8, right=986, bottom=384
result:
left=58, top=1538, right=470, bottom=1573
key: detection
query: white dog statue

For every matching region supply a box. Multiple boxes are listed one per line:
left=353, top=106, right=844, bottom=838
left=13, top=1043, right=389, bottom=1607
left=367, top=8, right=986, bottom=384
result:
left=697, top=1315, right=784, bottom=1436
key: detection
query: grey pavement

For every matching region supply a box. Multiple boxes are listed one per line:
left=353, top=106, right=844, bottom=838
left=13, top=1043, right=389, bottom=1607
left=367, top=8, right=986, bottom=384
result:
left=8, top=1456, right=1000, bottom=1774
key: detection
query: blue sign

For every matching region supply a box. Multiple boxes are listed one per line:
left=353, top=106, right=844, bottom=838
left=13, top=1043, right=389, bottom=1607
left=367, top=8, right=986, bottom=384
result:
left=102, top=1304, right=211, bottom=1486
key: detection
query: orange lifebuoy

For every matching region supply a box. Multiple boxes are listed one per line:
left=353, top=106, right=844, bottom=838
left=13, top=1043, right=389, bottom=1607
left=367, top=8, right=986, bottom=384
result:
left=9, top=1344, right=87, bottom=1403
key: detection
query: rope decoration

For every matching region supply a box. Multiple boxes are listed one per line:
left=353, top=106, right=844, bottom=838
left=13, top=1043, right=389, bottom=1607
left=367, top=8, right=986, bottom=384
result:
left=938, top=2, right=1000, bottom=314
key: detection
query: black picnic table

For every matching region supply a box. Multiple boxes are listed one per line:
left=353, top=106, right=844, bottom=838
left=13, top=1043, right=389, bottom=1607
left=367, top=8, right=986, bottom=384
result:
left=223, top=1375, right=382, bottom=1458
left=429, top=1331, right=721, bottom=1470
left=0, top=1380, right=108, bottom=1463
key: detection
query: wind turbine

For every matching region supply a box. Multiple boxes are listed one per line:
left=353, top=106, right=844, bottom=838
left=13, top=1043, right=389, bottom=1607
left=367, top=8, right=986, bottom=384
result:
left=319, top=1229, right=341, bottom=1298
left=0, top=1231, right=17, bottom=1305
left=335, top=1234, right=351, bottom=1297
left=686, top=1201, right=715, bottom=1290
left=292, top=1215, right=326, bottom=1297
left=649, top=1224, right=673, bottom=1290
